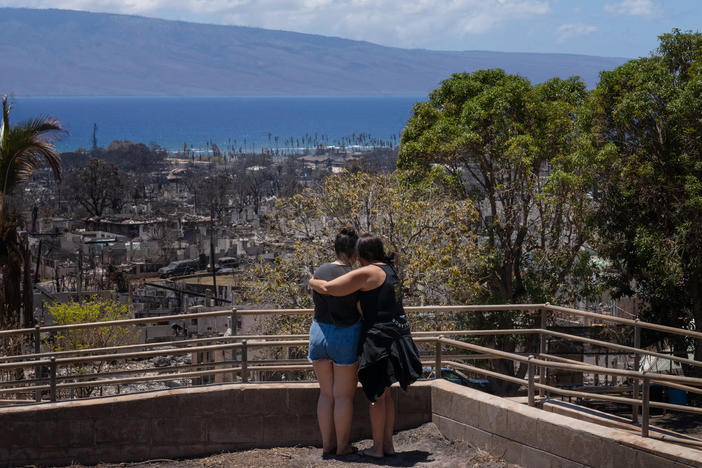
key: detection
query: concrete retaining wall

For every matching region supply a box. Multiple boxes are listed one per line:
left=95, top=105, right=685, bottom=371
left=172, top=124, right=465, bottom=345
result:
left=431, top=379, right=702, bottom=468
left=0, top=381, right=432, bottom=467
left=4, top=379, right=699, bottom=467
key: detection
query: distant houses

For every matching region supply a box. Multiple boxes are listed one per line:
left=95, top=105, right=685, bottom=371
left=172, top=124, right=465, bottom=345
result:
left=298, top=151, right=360, bottom=173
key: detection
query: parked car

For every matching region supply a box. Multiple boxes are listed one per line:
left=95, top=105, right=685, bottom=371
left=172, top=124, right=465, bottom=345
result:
left=158, top=259, right=198, bottom=278
left=215, top=256, right=239, bottom=274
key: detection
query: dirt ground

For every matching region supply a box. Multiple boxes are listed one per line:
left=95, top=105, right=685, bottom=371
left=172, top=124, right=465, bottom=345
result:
left=69, top=423, right=518, bottom=468
left=650, top=412, right=702, bottom=439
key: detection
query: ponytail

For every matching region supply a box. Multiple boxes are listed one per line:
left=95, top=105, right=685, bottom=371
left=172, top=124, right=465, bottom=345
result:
left=384, top=251, right=397, bottom=266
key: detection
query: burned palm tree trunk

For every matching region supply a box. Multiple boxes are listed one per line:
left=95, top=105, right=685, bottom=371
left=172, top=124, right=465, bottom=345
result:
left=0, top=221, right=22, bottom=329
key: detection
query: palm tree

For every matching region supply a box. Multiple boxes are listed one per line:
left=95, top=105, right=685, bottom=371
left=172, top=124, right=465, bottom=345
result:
left=1, top=95, right=63, bottom=203
left=1, top=94, right=64, bottom=331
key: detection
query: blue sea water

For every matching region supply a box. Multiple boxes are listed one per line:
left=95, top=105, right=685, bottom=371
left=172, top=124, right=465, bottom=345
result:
left=11, top=96, right=421, bottom=153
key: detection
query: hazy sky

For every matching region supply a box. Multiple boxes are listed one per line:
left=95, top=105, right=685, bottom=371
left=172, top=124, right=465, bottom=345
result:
left=3, top=0, right=700, bottom=57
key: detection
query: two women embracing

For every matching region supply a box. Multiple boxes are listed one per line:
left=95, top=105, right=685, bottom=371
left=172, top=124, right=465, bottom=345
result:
left=308, top=227, right=423, bottom=459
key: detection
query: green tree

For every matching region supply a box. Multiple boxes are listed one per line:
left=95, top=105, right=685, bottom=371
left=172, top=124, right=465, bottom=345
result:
left=47, top=297, right=140, bottom=397
left=397, top=71, right=600, bottom=391
left=399, top=70, right=596, bottom=304
left=589, top=29, right=702, bottom=372
left=0, top=95, right=63, bottom=331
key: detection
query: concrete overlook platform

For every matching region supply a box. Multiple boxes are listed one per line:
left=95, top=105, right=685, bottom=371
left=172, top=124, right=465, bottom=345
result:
left=1, top=379, right=700, bottom=467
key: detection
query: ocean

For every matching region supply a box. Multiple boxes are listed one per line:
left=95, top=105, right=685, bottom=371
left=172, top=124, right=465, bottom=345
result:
left=11, top=96, right=422, bottom=154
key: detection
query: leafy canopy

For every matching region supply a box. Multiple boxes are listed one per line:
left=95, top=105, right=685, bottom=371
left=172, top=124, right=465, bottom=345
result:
left=398, top=69, right=598, bottom=306
left=46, top=297, right=140, bottom=397
left=589, top=29, right=702, bottom=357
left=47, top=297, right=138, bottom=352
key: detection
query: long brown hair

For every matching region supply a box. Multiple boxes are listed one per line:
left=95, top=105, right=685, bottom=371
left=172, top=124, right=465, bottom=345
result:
left=356, top=233, right=395, bottom=265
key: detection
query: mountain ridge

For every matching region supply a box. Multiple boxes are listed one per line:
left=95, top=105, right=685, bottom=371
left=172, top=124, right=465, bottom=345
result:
left=1, top=7, right=629, bottom=96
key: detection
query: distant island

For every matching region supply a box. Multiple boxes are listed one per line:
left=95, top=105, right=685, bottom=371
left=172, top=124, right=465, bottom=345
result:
left=0, top=8, right=630, bottom=96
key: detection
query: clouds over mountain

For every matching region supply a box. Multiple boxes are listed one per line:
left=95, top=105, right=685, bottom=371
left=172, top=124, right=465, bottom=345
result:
left=2, top=0, right=552, bottom=50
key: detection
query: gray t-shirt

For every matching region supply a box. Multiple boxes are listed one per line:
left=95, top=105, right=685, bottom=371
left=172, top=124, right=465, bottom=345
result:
left=312, top=262, right=360, bottom=327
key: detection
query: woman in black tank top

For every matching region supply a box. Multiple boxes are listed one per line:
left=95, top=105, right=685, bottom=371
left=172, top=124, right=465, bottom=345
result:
left=309, top=233, right=422, bottom=459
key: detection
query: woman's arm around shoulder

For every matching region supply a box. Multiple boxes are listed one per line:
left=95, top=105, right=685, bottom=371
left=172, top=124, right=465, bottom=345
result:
left=308, top=265, right=378, bottom=297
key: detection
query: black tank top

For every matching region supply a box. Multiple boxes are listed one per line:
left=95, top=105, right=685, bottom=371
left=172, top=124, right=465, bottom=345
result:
left=358, top=263, right=405, bottom=326
left=312, top=262, right=360, bottom=327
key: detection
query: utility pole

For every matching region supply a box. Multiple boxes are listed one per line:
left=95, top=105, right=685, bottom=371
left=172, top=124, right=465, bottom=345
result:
left=54, top=259, right=60, bottom=292
left=210, top=205, right=218, bottom=305
left=21, top=232, right=33, bottom=328
left=92, top=123, right=98, bottom=151
left=34, top=240, right=42, bottom=283
left=77, top=244, right=83, bottom=301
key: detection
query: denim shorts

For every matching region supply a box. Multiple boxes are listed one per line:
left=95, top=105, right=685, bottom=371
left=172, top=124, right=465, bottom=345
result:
left=307, top=320, right=362, bottom=366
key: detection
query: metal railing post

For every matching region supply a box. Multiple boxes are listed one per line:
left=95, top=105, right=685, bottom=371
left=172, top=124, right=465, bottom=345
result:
left=632, top=317, right=641, bottom=423
left=539, top=309, right=546, bottom=397
left=435, top=336, right=443, bottom=379
left=595, top=354, right=600, bottom=386
left=230, top=307, right=238, bottom=336
left=33, top=324, right=41, bottom=353
left=528, top=355, right=535, bottom=407
left=34, top=324, right=42, bottom=402
left=228, top=306, right=238, bottom=383
left=241, top=339, right=248, bottom=383
left=641, top=375, right=650, bottom=438
left=49, top=356, right=57, bottom=402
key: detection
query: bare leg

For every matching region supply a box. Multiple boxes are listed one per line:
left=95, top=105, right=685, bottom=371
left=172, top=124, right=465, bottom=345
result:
left=332, top=362, right=358, bottom=455
left=383, top=389, right=395, bottom=455
left=313, top=360, right=336, bottom=454
left=365, top=388, right=390, bottom=458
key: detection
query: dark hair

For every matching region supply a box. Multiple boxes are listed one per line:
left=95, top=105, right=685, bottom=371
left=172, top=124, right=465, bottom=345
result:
left=356, top=233, right=395, bottom=265
left=334, top=226, right=358, bottom=259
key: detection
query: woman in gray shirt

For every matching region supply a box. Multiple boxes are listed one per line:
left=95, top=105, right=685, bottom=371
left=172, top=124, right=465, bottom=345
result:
left=308, top=226, right=361, bottom=457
